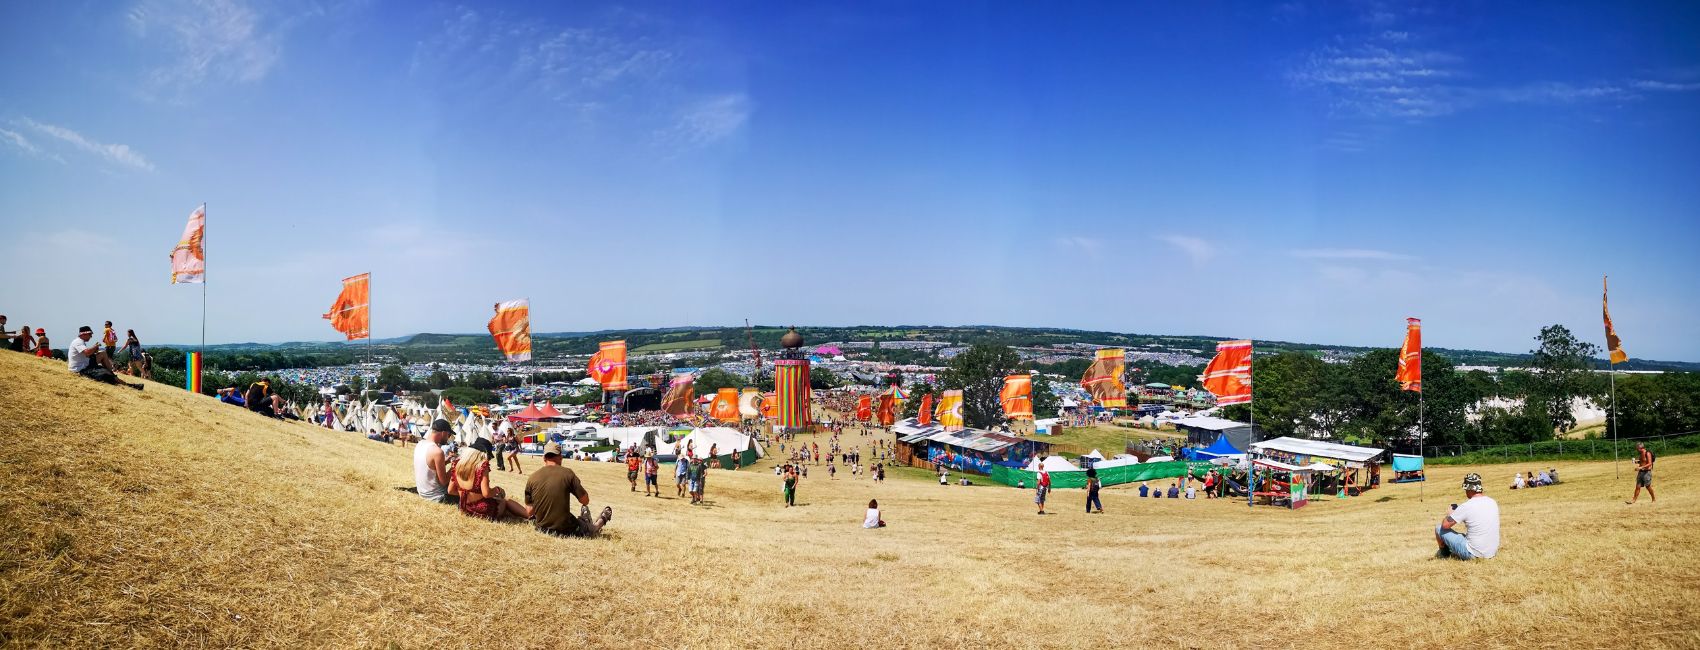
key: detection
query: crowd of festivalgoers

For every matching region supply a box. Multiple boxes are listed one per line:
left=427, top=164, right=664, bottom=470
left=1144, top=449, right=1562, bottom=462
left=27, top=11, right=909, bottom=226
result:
left=412, top=419, right=615, bottom=537
left=2, top=316, right=152, bottom=390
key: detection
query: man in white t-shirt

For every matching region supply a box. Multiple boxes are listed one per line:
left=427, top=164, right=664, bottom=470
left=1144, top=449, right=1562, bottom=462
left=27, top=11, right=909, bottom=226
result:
left=414, top=419, right=455, bottom=504
left=1435, top=473, right=1499, bottom=560
left=68, top=325, right=140, bottom=390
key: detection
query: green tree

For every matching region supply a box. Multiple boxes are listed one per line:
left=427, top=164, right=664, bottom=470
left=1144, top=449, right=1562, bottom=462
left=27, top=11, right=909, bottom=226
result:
left=441, top=386, right=499, bottom=406
left=943, top=343, right=1023, bottom=429
left=1030, top=375, right=1059, bottom=419
left=1526, top=324, right=1602, bottom=434
left=376, top=364, right=412, bottom=392
left=428, top=370, right=452, bottom=389
left=809, top=367, right=843, bottom=390
left=902, top=382, right=940, bottom=419
left=695, top=368, right=747, bottom=394
left=1244, top=352, right=1329, bottom=440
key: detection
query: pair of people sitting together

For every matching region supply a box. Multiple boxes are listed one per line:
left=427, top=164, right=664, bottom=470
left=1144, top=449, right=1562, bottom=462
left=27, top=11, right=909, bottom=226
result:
left=1509, top=468, right=1557, bottom=490
left=414, top=420, right=612, bottom=538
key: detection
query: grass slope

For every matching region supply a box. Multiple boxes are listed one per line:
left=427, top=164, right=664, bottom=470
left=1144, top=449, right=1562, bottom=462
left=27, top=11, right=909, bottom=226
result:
left=2, top=351, right=1697, bottom=648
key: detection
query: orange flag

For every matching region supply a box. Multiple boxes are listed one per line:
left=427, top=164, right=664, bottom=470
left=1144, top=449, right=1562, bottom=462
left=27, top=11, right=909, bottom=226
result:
left=1080, top=349, right=1127, bottom=407
left=322, top=273, right=370, bottom=340
left=661, top=374, right=695, bottom=416
left=876, top=391, right=896, bottom=426
left=917, top=393, right=934, bottom=426
left=936, top=390, right=965, bottom=431
left=169, top=204, right=205, bottom=284
left=1202, top=340, right=1252, bottom=405
left=1396, top=318, right=1422, bottom=392
left=711, top=388, right=740, bottom=422
left=761, top=391, right=778, bottom=419
left=487, top=299, right=532, bottom=362
left=855, top=395, right=872, bottom=422
left=587, top=340, right=628, bottom=391
left=1604, top=275, right=1628, bottom=365
left=1001, top=374, right=1034, bottom=420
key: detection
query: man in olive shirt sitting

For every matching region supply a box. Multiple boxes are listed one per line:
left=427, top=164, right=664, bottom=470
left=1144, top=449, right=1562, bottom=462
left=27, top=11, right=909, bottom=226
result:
left=525, top=442, right=613, bottom=538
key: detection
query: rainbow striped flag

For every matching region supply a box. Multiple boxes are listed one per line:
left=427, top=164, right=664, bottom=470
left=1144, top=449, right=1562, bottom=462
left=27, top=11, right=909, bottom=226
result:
left=186, top=352, right=202, bottom=393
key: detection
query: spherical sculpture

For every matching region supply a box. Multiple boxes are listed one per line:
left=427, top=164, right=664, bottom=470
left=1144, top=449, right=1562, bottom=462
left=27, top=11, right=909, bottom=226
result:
left=780, top=327, right=804, bottom=350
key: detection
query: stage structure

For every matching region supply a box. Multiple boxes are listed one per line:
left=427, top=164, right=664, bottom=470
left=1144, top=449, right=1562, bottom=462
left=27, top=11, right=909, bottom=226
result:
left=773, top=327, right=811, bottom=432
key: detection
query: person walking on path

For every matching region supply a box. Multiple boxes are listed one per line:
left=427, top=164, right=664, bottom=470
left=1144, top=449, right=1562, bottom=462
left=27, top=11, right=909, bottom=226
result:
left=1035, top=466, right=1051, bottom=515
left=675, top=453, right=690, bottom=498
left=1085, top=468, right=1104, bottom=514
left=642, top=451, right=659, bottom=497
left=783, top=464, right=799, bottom=507
left=1628, top=442, right=1657, bottom=504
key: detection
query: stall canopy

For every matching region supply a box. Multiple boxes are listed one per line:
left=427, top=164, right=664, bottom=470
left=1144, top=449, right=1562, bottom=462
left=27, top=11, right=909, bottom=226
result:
left=1024, top=455, right=1085, bottom=472
left=537, top=403, right=565, bottom=419
left=508, top=404, right=546, bottom=421
left=1391, top=454, right=1425, bottom=472
left=1250, top=436, right=1385, bottom=465
left=1193, top=433, right=1244, bottom=459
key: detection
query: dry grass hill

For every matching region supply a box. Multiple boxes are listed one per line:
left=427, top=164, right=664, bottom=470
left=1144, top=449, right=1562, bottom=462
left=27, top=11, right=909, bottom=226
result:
left=2, top=351, right=1697, bottom=648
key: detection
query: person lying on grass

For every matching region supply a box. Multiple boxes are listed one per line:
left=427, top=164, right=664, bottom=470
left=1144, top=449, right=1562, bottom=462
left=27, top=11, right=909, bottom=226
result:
left=1434, top=473, right=1500, bottom=561
left=450, top=439, right=530, bottom=522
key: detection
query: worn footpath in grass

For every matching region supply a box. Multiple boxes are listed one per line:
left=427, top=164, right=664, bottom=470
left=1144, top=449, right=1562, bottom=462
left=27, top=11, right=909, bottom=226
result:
left=2, top=351, right=1697, bottom=648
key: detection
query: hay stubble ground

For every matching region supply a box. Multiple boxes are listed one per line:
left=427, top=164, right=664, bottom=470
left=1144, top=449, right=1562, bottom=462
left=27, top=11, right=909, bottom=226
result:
left=2, top=352, right=1696, bottom=648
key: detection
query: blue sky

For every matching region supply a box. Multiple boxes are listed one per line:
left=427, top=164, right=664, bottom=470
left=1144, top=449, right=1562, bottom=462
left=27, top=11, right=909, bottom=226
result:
left=2, top=1, right=1698, bottom=360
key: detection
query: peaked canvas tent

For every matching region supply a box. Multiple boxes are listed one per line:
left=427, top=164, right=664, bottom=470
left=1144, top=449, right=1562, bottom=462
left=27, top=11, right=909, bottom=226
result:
left=674, top=426, right=764, bottom=467
left=1191, top=433, right=1244, bottom=460
left=509, top=404, right=546, bottom=421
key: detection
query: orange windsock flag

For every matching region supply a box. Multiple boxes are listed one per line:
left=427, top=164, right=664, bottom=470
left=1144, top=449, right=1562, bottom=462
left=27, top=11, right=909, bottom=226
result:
left=1202, top=340, right=1253, bottom=405
left=1080, top=349, right=1127, bottom=407
left=169, top=204, right=205, bottom=284
left=662, top=374, right=695, bottom=416
left=322, top=273, right=370, bottom=340
left=855, top=395, right=872, bottom=422
left=877, top=391, right=896, bottom=426
left=917, top=393, right=934, bottom=426
left=587, top=340, right=628, bottom=391
left=936, top=390, right=965, bottom=431
left=1001, top=374, right=1034, bottom=420
left=487, top=299, right=532, bottom=362
left=1604, top=275, right=1628, bottom=365
left=711, top=388, right=740, bottom=422
left=1396, top=318, right=1422, bottom=392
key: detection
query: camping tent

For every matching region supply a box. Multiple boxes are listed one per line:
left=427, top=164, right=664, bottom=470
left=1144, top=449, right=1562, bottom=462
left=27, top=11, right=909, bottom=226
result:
left=675, top=427, right=764, bottom=467
left=1192, top=433, right=1244, bottom=460
left=1390, top=453, right=1426, bottom=483
left=509, top=404, right=546, bottom=421
left=1023, top=455, right=1083, bottom=472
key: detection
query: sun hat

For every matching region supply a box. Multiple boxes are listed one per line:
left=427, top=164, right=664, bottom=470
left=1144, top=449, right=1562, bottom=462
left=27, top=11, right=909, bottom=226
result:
left=544, top=442, right=563, bottom=456
left=470, top=438, right=494, bottom=455
left=35, top=328, right=44, bottom=334
left=1462, top=473, right=1484, bottom=493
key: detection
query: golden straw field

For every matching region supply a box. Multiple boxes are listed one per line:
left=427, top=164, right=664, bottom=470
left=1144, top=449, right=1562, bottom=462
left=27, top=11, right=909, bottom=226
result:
left=2, top=351, right=1697, bottom=648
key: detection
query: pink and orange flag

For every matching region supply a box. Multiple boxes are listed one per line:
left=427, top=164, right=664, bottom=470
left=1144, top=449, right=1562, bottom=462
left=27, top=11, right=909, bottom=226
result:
left=169, top=204, right=206, bottom=284
left=711, top=388, right=740, bottom=422
left=661, top=374, right=695, bottom=416
left=917, top=393, right=934, bottom=426
left=588, top=340, right=628, bottom=391
left=1001, top=374, right=1034, bottom=420
left=321, top=273, right=370, bottom=340
left=1202, top=340, right=1253, bottom=405
left=1604, top=276, right=1628, bottom=365
left=1396, top=318, right=1422, bottom=392
left=487, top=299, right=532, bottom=363
left=1080, top=349, right=1127, bottom=407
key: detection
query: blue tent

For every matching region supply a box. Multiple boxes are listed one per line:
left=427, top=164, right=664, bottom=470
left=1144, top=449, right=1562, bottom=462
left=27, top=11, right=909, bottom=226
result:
left=1390, top=453, right=1425, bottom=482
left=1192, top=433, right=1243, bottom=459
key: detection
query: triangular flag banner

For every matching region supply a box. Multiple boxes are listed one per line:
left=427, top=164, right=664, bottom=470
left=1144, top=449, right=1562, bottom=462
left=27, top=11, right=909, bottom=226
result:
left=1604, top=276, right=1628, bottom=365
left=487, top=299, right=532, bottom=362
left=1202, top=340, right=1253, bottom=405
left=588, top=340, right=628, bottom=391
left=1001, top=374, right=1034, bottom=420
left=936, top=390, right=965, bottom=431
left=170, top=204, right=206, bottom=284
left=1080, top=349, right=1127, bottom=407
left=322, top=273, right=370, bottom=340
left=1396, top=318, right=1422, bottom=392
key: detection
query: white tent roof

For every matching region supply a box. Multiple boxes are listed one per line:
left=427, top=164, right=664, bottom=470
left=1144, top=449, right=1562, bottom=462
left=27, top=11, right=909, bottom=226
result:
left=600, top=426, right=667, bottom=450
left=1249, top=436, right=1385, bottom=463
left=1172, top=416, right=1249, bottom=431
left=676, top=427, right=764, bottom=459
left=1091, top=456, right=1141, bottom=469
left=1084, top=449, right=1105, bottom=459
left=1254, top=458, right=1311, bottom=472
left=1024, top=455, right=1083, bottom=472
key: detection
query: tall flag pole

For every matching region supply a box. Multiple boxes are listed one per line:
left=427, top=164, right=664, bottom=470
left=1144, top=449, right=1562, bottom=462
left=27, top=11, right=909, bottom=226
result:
left=170, top=203, right=207, bottom=390
left=1202, top=340, right=1253, bottom=506
left=1396, top=318, right=1423, bottom=500
left=1604, top=275, right=1628, bottom=479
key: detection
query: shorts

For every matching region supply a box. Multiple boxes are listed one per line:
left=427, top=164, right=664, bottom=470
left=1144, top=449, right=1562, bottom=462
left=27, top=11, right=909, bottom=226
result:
left=1035, top=486, right=1049, bottom=505
left=1637, top=470, right=1652, bottom=487
left=676, top=474, right=688, bottom=485
left=688, top=480, right=701, bottom=493
left=627, top=471, right=639, bottom=481
left=645, top=474, right=658, bottom=486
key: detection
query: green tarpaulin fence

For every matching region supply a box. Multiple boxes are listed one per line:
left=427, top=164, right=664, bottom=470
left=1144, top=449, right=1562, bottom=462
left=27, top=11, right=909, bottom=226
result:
left=990, top=460, right=1218, bottom=488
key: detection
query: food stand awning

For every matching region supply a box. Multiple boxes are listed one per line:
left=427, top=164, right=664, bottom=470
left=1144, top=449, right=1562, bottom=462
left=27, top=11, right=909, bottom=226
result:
left=1249, top=436, right=1384, bottom=465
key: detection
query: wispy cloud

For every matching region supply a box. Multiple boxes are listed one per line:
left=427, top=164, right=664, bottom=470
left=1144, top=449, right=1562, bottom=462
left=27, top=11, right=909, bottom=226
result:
left=1291, top=248, right=1416, bottom=261
left=128, top=0, right=289, bottom=94
left=16, top=119, right=153, bottom=171
left=662, top=94, right=751, bottom=148
left=1159, top=235, right=1216, bottom=267
left=0, top=128, right=41, bottom=155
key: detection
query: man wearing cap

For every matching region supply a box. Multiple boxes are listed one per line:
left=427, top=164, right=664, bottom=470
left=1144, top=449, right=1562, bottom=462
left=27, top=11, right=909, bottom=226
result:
left=1434, top=473, right=1500, bottom=560
left=414, top=419, right=456, bottom=504
left=69, top=325, right=139, bottom=390
left=526, top=442, right=613, bottom=538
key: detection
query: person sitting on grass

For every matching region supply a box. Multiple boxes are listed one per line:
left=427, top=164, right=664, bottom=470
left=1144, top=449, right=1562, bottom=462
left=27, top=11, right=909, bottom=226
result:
left=863, top=499, right=886, bottom=529
left=1434, top=473, right=1500, bottom=560
left=68, top=325, right=141, bottom=390
left=33, top=328, right=51, bottom=358
left=525, top=442, right=612, bottom=538
left=1167, top=482, right=1180, bottom=499
left=450, top=439, right=531, bottom=522
left=1547, top=468, right=1559, bottom=484
left=1511, top=473, right=1525, bottom=490
left=1138, top=481, right=1150, bottom=498
left=414, top=419, right=456, bottom=505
